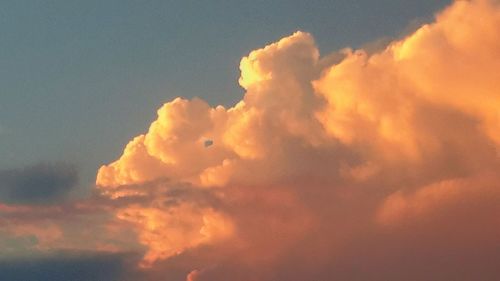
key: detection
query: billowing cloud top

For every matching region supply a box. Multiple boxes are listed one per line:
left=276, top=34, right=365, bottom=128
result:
left=94, top=0, right=499, bottom=280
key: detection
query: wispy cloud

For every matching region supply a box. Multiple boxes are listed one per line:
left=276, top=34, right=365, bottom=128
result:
left=0, top=163, right=78, bottom=204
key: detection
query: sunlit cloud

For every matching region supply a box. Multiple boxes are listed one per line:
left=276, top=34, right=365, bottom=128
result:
left=94, top=1, right=500, bottom=280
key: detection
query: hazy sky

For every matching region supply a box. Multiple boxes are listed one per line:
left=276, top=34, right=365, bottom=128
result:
left=0, top=0, right=450, bottom=187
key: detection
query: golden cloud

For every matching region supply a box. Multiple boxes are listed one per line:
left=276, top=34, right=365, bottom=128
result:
left=95, top=1, right=500, bottom=279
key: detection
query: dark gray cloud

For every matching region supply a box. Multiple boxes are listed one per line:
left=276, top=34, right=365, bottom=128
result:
left=0, top=163, right=78, bottom=204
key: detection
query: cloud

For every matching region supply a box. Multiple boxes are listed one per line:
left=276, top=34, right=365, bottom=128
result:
left=94, top=0, right=500, bottom=279
left=0, top=163, right=78, bottom=204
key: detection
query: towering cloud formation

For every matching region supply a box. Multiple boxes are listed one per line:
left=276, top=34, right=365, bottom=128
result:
left=97, top=1, right=500, bottom=280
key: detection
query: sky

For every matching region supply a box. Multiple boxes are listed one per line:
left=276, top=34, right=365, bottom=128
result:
left=1, top=1, right=500, bottom=281
left=0, top=0, right=450, bottom=187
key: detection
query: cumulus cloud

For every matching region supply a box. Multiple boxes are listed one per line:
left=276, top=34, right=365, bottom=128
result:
left=94, top=0, right=500, bottom=280
left=0, top=163, right=78, bottom=204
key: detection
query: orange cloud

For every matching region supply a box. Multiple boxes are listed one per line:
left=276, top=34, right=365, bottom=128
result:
left=376, top=172, right=500, bottom=225
left=117, top=203, right=233, bottom=268
left=95, top=1, right=500, bottom=280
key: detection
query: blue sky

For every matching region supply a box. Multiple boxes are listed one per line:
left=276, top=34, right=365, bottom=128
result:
left=0, top=0, right=450, bottom=189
